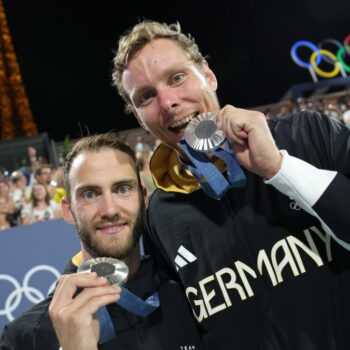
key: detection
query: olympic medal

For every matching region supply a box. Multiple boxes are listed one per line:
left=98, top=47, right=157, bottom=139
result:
left=184, top=112, right=226, bottom=152
left=77, top=257, right=129, bottom=287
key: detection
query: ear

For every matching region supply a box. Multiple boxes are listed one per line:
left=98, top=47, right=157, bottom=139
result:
left=61, top=197, right=75, bottom=225
left=202, top=60, right=218, bottom=92
left=132, top=109, right=149, bottom=131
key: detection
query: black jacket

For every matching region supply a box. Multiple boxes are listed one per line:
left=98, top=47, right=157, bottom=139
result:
left=144, top=112, right=350, bottom=350
left=0, top=256, right=203, bottom=350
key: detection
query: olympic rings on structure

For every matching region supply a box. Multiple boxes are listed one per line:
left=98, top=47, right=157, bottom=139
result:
left=0, top=265, right=60, bottom=321
left=311, top=50, right=340, bottom=78
left=338, top=46, right=350, bottom=72
left=291, top=36, right=350, bottom=79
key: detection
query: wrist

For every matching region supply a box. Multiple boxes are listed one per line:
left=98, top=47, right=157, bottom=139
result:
left=263, top=151, right=283, bottom=179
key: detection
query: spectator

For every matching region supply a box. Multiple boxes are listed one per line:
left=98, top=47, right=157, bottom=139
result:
left=21, top=183, right=61, bottom=225
left=0, top=197, right=11, bottom=230
left=0, top=181, right=16, bottom=225
left=35, top=164, right=66, bottom=204
left=10, top=171, right=30, bottom=206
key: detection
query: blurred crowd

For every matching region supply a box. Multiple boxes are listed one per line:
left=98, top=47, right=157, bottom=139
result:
left=1, top=92, right=350, bottom=231
left=264, top=94, right=350, bottom=128
left=0, top=147, right=64, bottom=230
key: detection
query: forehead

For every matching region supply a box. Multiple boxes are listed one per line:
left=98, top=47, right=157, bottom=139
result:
left=40, top=168, right=51, bottom=174
left=68, top=149, right=137, bottom=186
left=122, top=38, right=191, bottom=88
left=133, top=38, right=188, bottom=62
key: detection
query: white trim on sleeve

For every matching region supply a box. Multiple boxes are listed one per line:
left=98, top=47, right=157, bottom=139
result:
left=265, top=150, right=336, bottom=208
left=265, top=150, right=350, bottom=251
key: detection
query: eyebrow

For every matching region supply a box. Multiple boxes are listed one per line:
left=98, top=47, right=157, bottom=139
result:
left=75, top=179, right=138, bottom=194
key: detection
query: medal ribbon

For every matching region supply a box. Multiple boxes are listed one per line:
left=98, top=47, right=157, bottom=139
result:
left=179, top=137, right=246, bottom=199
left=98, top=289, right=160, bottom=344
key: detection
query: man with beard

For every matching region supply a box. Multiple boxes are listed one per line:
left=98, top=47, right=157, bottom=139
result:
left=0, top=133, right=203, bottom=350
left=111, top=20, right=350, bottom=350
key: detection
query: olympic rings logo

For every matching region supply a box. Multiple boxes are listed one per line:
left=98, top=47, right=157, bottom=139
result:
left=291, top=35, right=350, bottom=81
left=0, top=265, right=60, bottom=322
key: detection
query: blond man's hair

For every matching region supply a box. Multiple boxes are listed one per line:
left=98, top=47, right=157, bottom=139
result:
left=112, top=20, right=205, bottom=113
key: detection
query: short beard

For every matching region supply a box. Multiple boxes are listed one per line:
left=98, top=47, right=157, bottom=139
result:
left=74, top=201, right=144, bottom=260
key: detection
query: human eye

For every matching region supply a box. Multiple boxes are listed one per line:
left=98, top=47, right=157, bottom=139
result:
left=171, top=73, right=185, bottom=85
left=137, top=90, right=155, bottom=107
left=81, top=190, right=97, bottom=202
left=116, top=185, right=132, bottom=197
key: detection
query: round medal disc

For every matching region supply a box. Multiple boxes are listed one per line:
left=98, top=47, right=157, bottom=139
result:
left=183, top=112, right=226, bottom=152
left=77, top=257, right=129, bottom=287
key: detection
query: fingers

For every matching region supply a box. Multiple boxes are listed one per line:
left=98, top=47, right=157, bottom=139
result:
left=53, top=272, right=107, bottom=303
left=214, top=105, right=282, bottom=178
left=55, top=291, right=120, bottom=328
left=61, top=284, right=121, bottom=315
left=49, top=273, right=121, bottom=320
left=216, top=105, right=252, bottom=146
left=49, top=273, right=121, bottom=350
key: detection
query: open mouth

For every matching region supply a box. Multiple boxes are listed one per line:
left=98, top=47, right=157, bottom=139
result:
left=168, top=112, right=199, bottom=133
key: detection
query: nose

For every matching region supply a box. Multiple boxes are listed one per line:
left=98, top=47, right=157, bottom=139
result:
left=99, top=194, right=120, bottom=219
left=158, top=88, right=179, bottom=113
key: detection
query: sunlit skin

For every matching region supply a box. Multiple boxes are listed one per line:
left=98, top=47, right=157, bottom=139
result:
left=122, top=38, right=220, bottom=155
left=61, top=149, right=146, bottom=274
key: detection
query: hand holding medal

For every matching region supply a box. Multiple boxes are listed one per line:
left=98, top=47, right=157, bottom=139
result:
left=180, top=112, right=246, bottom=199
left=78, top=257, right=159, bottom=344
left=77, top=257, right=129, bottom=287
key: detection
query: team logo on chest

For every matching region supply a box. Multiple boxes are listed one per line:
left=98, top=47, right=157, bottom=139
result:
left=175, top=245, right=197, bottom=271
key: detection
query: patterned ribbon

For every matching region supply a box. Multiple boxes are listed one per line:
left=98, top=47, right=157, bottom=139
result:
left=98, top=289, right=160, bottom=344
left=179, top=137, right=246, bottom=199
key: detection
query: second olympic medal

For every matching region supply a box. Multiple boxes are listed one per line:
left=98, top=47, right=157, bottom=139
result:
left=77, top=257, right=129, bottom=287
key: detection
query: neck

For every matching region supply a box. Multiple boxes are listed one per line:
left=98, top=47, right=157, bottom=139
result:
left=36, top=200, right=47, bottom=208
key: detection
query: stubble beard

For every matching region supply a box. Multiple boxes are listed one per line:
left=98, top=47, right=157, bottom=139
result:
left=75, top=204, right=144, bottom=260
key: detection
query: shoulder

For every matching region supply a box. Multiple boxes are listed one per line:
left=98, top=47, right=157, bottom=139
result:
left=1, top=297, right=58, bottom=349
left=268, top=110, right=346, bottom=135
left=268, top=110, right=350, bottom=170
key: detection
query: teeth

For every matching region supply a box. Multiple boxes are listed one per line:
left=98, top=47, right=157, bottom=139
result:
left=170, top=112, right=197, bottom=129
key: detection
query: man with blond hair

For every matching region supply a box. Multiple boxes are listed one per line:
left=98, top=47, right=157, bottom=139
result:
left=112, top=20, right=350, bottom=349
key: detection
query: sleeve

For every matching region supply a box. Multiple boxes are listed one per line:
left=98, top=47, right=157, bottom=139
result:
left=266, top=111, right=350, bottom=249
left=1, top=324, right=22, bottom=350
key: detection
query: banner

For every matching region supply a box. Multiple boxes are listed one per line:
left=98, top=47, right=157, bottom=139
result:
left=0, top=219, right=79, bottom=331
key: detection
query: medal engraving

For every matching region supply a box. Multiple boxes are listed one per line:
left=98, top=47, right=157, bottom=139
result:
left=78, top=257, right=129, bottom=287
left=184, top=112, right=226, bottom=152
left=91, top=262, right=115, bottom=277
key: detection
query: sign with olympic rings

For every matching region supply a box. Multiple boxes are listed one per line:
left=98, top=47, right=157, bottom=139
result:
left=291, top=35, right=350, bottom=82
left=0, top=219, right=79, bottom=331
left=0, top=265, right=60, bottom=321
